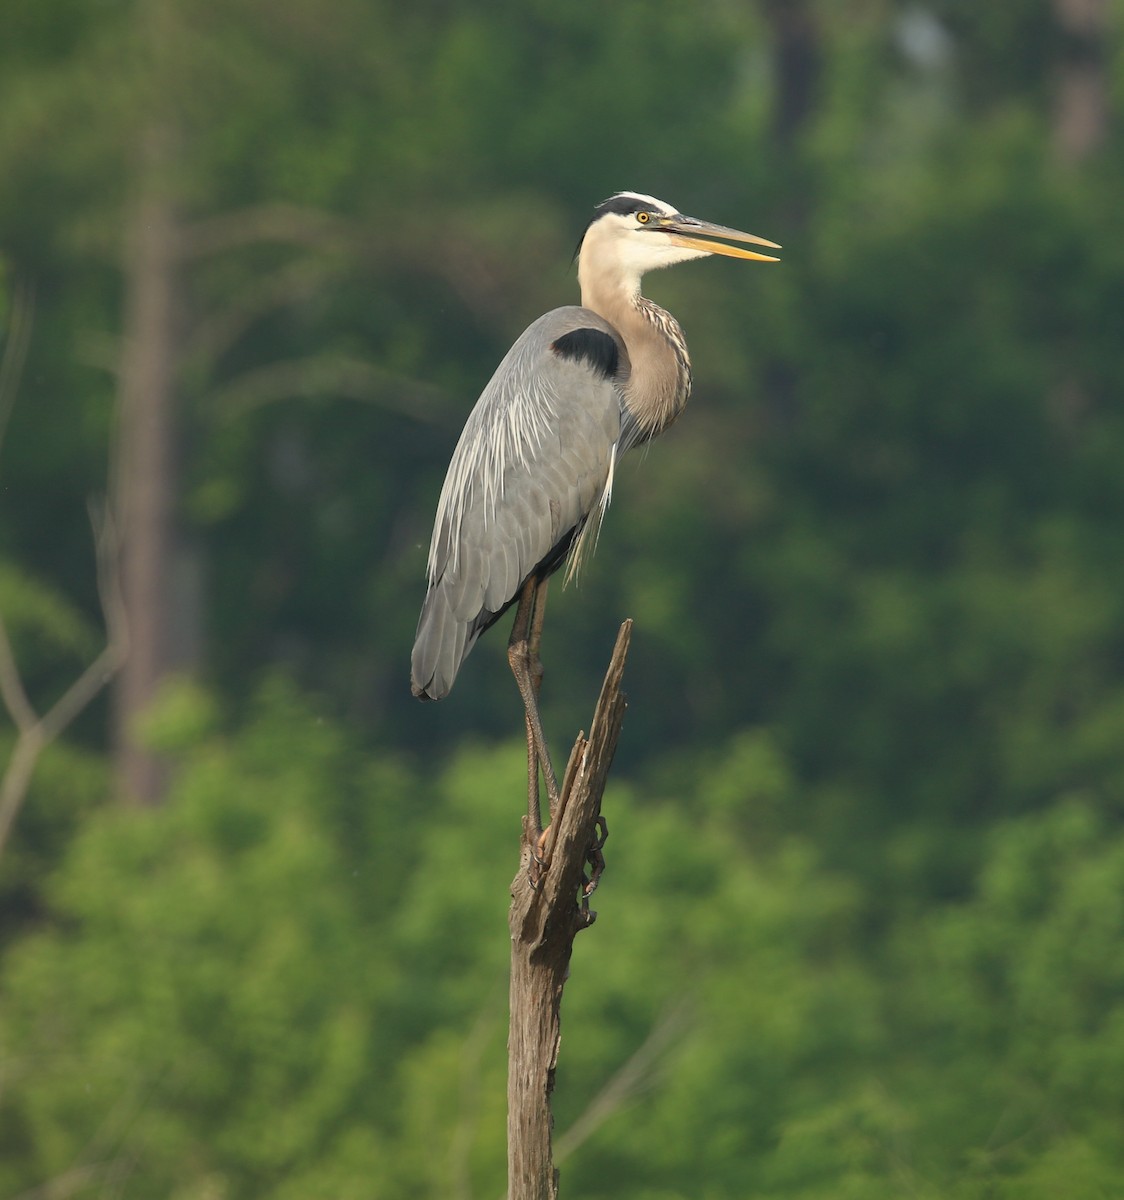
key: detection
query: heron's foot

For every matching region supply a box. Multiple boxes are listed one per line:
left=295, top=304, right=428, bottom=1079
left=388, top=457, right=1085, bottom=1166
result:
left=581, top=815, right=609, bottom=902
left=527, top=815, right=607, bottom=901
left=526, top=823, right=552, bottom=890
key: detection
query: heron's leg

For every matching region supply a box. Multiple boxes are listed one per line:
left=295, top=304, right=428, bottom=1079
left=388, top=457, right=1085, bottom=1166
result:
left=508, top=578, right=542, bottom=834
left=527, top=577, right=559, bottom=869
left=527, top=576, right=560, bottom=827
left=527, top=577, right=550, bottom=775
left=507, top=576, right=561, bottom=839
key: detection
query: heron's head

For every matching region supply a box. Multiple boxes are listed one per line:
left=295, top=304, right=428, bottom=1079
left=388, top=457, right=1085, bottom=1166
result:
left=576, top=192, right=779, bottom=297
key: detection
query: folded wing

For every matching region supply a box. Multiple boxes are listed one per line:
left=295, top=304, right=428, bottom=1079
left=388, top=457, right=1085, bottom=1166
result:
left=411, top=305, right=628, bottom=700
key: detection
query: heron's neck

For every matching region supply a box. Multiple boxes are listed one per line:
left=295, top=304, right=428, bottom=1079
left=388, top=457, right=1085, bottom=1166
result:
left=579, top=269, right=692, bottom=443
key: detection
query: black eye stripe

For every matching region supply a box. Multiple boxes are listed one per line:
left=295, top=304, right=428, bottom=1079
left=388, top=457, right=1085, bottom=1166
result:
left=593, top=194, right=662, bottom=220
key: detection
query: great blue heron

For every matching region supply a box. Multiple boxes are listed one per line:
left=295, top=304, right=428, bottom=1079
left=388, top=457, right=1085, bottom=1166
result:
left=412, top=192, right=779, bottom=839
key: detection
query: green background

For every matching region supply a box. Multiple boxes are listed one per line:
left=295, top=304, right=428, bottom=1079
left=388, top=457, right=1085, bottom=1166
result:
left=2, top=1, right=1124, bottom=1196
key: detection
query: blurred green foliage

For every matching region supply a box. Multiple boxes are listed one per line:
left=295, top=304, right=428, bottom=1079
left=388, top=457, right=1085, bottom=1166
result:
left=2, top=0, right=1124, bottom=1195
left=4, top=687, right=1123, bottom=1197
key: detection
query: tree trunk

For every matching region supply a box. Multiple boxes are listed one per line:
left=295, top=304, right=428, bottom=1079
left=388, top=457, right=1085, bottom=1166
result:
left=507, top=622, right=630, bottom=1199
left=1051, top=0, right=1109, bottom=164
left=763, top=0, right=822, bottom=147
left=112, top=119, right=181, bottom=805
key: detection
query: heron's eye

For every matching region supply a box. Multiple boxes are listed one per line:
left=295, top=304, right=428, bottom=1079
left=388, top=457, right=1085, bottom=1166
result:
left=636, top=211, right=651, bottom=224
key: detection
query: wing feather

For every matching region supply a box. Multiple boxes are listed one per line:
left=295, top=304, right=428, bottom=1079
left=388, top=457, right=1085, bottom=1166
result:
left=411, top=306, right=627, bottom=699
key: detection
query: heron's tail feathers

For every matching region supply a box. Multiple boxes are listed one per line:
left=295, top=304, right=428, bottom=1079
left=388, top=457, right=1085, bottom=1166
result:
left=411, top=587, right=468, bottom=700
left=411, top=584, right=504, bottom=701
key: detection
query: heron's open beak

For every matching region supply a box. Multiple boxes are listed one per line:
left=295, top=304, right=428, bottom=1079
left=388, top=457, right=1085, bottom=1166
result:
left=660, top=214, right=781, bottom=262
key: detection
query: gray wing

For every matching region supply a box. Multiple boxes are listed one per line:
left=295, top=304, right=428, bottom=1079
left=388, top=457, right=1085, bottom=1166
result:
left=411, top=305, right=628, bottom=700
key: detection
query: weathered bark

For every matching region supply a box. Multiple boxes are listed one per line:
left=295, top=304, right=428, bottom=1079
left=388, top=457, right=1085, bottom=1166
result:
left=112, top=120, right=181, bottom=805
left=507, top=621, right=631, bottom=1200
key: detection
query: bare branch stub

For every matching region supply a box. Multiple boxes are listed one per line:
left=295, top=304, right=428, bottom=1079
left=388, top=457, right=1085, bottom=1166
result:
left=0, top=289, right=128, bottom=859
left=0, top=503, right=126, bottom=861
left=506, top=619, right=631, bottom=1200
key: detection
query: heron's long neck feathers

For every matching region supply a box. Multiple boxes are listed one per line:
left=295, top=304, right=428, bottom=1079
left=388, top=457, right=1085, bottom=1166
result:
left=578, top=263, right=692, bottom=445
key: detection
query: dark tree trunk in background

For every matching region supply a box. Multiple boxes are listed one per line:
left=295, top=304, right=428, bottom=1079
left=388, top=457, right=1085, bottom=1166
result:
left=1047, top=0, right=1107, bottom=432
left=760, top=1, right=821, bottom=435
left=1051, top=0, right=1109, bottom=163
left=112, top=120, right=181, bottom=806
left=763, top=0, right=822, bottom=147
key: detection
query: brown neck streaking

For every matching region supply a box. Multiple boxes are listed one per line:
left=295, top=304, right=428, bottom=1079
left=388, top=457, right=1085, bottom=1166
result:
left=578, top=262, right=692, bottom=445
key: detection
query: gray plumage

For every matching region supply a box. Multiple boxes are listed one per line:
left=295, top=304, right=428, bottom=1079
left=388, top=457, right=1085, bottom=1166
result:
left=412, top=307, right=624, bottom=699
left=411, top=192, right=779, bottom=700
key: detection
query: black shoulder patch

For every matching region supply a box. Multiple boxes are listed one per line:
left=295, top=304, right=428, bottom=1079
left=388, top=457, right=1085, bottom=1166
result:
left=550, top=328, right=619, bottom=381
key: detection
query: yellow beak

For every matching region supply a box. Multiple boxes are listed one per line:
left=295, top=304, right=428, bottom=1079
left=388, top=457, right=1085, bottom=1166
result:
left=661, top=214, right=781, bottom=263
